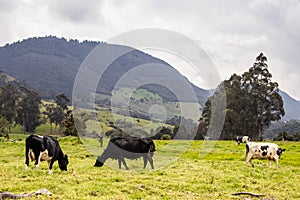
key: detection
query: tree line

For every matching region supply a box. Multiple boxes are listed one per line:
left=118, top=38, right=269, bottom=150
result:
left=0, top=83, right=78, bottom=138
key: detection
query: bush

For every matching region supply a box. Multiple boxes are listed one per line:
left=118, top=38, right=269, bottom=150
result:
left=161, top=134, right=171, bottom=140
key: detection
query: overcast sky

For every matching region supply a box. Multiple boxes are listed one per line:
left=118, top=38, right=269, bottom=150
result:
left=1, top=0, right=300, bottom=99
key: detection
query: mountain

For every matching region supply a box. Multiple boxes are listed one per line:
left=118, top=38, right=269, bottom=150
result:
left=0, top=36, right=100, bottom=99
left=0, top=71, right=16, bottom=85
left=262, top=90, right=300, bottom=139
left=263, top=119, right=300, bottom=140
left=279, top=90, right=300, bottom=120
left=0, top=36, right=209, bottom=105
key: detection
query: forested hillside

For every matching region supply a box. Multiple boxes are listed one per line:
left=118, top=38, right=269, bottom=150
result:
left=0, top=36, right=209, bottom=104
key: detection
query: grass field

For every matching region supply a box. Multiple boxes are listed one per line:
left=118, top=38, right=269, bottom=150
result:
left=0, top=135, right=299, bottom=199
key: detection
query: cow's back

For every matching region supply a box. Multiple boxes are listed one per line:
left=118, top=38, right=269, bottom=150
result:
left=26, top=135, right=44, bottom=151
left=112, top=136, right=154, bottom=153
left=42, top=136, right=61, bottom=158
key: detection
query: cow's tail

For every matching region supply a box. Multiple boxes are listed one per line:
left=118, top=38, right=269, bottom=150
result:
left=25, top=136, right=31, bottom=167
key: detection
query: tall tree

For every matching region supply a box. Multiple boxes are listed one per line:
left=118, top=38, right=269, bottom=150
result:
left=241, top=53, right=284, bottom=139
left=200, top=53, right=285, bottom=140
left=15, top=86, right=43, bottom=133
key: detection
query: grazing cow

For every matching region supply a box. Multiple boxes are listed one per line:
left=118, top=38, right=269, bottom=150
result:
left=94, top=136, right=155, bottom=170
left=236, top=136, right=252, bottom=145
left=25, top=134, right=69, bottom=174
left=246, top=142, right=285, bottom=168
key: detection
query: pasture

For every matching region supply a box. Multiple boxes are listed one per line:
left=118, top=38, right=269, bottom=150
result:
left=0, top=135, right=299, bottom=199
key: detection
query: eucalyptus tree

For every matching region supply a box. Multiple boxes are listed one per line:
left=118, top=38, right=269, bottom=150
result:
left=241, top=53, right=284, bottom=139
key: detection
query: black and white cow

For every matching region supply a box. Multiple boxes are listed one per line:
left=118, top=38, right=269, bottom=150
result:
left=236, top=136, right=252, bottom=145
left=25, top=134, right=69, bottom=174
left=94, top=136, right=155, bottom=170
left=246, top=142, right=285, bottom=168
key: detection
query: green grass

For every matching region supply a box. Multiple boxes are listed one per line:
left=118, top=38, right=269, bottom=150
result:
left=0, top=136, right=299, bottom=199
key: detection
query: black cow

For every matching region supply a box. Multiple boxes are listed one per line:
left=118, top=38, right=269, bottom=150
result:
left=235, top=136, right=252, bottom=145
left=94, top=136, right=155, bottom=170
left=25, top=134, right=69, bottom=174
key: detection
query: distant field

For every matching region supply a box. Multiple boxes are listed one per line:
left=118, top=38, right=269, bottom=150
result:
left=0, top=135, right=299, bottom=199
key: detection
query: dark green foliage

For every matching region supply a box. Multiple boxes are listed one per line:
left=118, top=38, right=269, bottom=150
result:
left=200, top=53, right=285, bottom=140
left=0, top=117, right=9, bottom=138
left=51, top=94, right=70, bottom=133
left=195, top=120, right=207, bottom=140
left=160, top=134, right=172, bottom=140
left=264, top=120, right=300, bottom=139
left=241, top=53, right=285, bottom=139
left=0, top=84, right=19, bottom=124
left=43, top=103, right=56, bottom=134
left=0, top=83, right=44, bottom=135
left=152, top=126, right=173, bottom=139
left=273, top=132, right=300, bottom=141
left=15, top=86, right=43, bottom=133
left=62, top=111, right=78, bottom=137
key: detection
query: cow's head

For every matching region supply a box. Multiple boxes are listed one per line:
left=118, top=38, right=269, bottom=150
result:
left=94, top=155, right=105, bottom=167
left=277, top=148, right=286, bottom=158
left=235, top=137, right=240, bottom=145
left=59, top=154, right=69, bottom=171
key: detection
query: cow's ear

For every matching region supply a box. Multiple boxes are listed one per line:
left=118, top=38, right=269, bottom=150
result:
left=65, top=154, right=68, bottom=159
left=282, top=149, right=286, bottom=152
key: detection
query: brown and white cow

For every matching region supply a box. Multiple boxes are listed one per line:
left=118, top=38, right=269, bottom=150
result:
left=246, top=142, right=285, bottom=168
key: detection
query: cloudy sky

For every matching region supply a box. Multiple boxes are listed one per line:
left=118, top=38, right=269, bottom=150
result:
left=1, top=0, right=300, bottom=99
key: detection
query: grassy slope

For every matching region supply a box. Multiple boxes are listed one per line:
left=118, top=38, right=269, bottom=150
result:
left=0, top=135, right=299, bottom=200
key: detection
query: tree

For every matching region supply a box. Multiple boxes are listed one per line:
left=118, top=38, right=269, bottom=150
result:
left=15, top=86, right=43, bottom=133
left=0, top=117, right=10, bottom=138
left=43, top=103, right=56, bottom=134
left=152, top=126, right=173, bottom=139
left=241, top=53, right=285, bottom=139
left=200, top=53, right=285, bottom=140
left=0, top=84, right=19, bottom=137
left=63, top=110, right=79, bottom=137
left=49, top=94, right=70, bottom=134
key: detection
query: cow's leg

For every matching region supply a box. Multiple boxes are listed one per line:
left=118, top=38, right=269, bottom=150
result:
left=250, top=160, right=254, bottom=168
left=143, top=155, right=148, bottom=169
left=144, top=153, right=154, bottom=169
left=246, top=155, right=254, bottom=168
left=117, top=159, right=122, bottom=169
left=34, top=151, right=41, bottom=170
left=148, top=156, right=154, bottom=169
left=48, top=160, right=54, bottom=174
left=120, top=158, right=129, bottom=170
left=275, top=158, right=279, bottom=168
left=268, top=159, right=272, bottom=167
left=25, top=148, right=30, bottom=171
